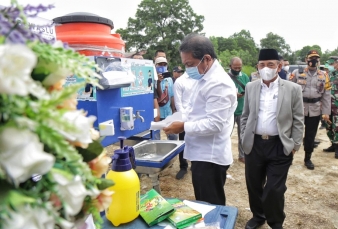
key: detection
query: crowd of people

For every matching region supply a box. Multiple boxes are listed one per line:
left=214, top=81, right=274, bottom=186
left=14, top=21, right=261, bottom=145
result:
left=131, top=33, right=338, bottom=229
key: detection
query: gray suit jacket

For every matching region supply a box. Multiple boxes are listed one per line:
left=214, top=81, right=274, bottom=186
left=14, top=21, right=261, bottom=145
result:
left=240, top=78, right=304, bottom=156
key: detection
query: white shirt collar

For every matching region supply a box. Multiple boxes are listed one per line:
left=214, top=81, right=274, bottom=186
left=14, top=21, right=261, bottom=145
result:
left=260, top=76, right=280, bottom=88
left=202, top=59, right=220, bottom=81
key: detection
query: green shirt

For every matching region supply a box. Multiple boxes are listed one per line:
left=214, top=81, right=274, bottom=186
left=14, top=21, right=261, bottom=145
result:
left=232, top=72, right=250, bottom=116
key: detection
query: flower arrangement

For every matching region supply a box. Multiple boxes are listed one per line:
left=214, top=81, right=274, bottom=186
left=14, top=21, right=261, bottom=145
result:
left=0, top=1, right=113, bottom=229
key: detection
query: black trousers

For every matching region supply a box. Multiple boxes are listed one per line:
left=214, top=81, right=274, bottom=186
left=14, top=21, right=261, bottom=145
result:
left=178, top=131, right=188, bottom=169
left=191, top=161, right=230, bottom=205
left=304, top=115, right=321, bottom=153
left=245, top=135, right=293, bottom=229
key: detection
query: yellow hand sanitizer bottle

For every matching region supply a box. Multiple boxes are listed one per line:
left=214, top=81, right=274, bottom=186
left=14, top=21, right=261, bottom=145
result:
left=106, top=137, right=140, bottom=226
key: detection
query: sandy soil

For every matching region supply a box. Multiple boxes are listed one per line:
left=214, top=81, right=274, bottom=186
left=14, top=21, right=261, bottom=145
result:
left=106, top=127, right=338, bottom=229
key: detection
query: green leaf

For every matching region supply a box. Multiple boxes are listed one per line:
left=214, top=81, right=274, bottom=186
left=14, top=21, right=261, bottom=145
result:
left=7, top=191, right=36, bottom=207
left=76, top=140, right=104, bottom=162
left=0, top=36, right=5, bottom=44
left=96, top=178, right=114, bottom=190
left=31, top=71, right=49, bottom=82
left=0, top=180, right=35, bottom=208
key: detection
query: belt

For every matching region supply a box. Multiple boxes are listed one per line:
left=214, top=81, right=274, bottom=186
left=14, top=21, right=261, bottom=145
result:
left=303, top=97, right=321, bottom=103
left=255, top=134, right=279, bottom=140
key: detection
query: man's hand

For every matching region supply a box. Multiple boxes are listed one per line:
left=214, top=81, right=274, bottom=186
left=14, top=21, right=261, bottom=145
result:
left=154, top=116, right=160, bottom=122
left=237, top=93, right=244, bottom=98
left=322, top=114, right=330, bottom=122
left=163, top=122, right=184, bottom=135
left=292, top=149, right=296, bottom=155
left=157, top=73, right=163, bottom=82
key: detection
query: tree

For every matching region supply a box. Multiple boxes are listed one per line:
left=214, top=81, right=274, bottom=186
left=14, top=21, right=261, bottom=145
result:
left=209, top=36, right=219, bottom=55
left=211, top=30, right=258, bottom=66
left=217, top=37, right=237, bottom=54
left=116, top=0, right=204, bottom=67
left=315, top=47, right=338, bottom=65
left=260, top=32, right=291, bottom=56
left=230, top=30, right=259, bottom=66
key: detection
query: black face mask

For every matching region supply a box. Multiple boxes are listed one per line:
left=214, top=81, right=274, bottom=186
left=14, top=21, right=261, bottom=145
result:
left=307, top=59, right=318, bottom=67
left=231, top=69, right=241, bottom=76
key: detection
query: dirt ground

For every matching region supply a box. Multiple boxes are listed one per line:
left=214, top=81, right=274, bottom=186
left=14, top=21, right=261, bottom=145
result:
left=106, top=126, right=338, bottom=229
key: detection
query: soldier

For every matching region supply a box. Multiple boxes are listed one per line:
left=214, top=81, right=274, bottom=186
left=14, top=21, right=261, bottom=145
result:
left=289, top=50, right=331, bottom=170
left=324, top=56, right=338, bottom=159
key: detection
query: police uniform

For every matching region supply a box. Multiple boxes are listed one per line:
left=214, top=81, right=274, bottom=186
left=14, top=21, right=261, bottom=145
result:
left=250, top=71, right=261, bottom=82
left=289, top=50, right=331, bottom=169
left=324, top=56, right=338, bottom=159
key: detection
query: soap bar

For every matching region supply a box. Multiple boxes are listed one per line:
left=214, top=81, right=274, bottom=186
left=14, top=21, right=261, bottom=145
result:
left=99, top=120, right=115, bottom=136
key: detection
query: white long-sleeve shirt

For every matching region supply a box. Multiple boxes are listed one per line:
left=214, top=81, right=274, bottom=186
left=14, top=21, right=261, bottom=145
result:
left=173, top=73, right=198, bottom=120
left=183, top=60, right=237, bottom=166
left=255, top=79, right=279, bottom=136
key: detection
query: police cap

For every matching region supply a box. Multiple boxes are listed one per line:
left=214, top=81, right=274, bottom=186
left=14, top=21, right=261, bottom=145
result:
left=307, top=50, right=320, bottom=58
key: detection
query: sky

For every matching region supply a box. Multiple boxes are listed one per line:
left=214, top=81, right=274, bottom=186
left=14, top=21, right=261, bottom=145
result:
left=4, top=0, right=338, bottom=52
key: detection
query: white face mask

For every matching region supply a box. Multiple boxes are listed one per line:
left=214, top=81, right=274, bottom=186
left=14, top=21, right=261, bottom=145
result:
left=283, top=66, right=290, bottom=72
left=259, top=67, right=278, bottom=81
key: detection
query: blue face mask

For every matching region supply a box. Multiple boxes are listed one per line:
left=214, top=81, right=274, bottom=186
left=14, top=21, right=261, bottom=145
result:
left=328, top=65, right=335, bottom=72
left=156, top=66, right=167, bottom=74
left=186, top=57, right=207, bottom=80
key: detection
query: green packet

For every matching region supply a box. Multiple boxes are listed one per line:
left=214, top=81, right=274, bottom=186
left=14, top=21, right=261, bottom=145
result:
left=139, top=189, right=175, bottom=226
left=166, top=198, right=202, bottom=229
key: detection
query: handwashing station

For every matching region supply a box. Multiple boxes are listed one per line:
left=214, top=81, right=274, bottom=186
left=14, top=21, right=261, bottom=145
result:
left=53, top=12, right=185, bottom=193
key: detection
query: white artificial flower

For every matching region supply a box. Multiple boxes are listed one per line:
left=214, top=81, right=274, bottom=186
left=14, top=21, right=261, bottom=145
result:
left=28, top=80, right=50, bottom=99
left=0, top=127, right=55, bottom=186
left=0, top=44, right=37, bottom=96
left=52, top=40, right=65, bottom=48
left=58, top=218, right=75, bottom=229
left=42, top=66, right=73, bottom=86
left=3, top=205, right=54, bottom=229
left=90, top=128, right=100, bottom=141
left=51, top=170, right=88, bottom=216
left=14, top=116, right=37, bottom=131
left=58, top=110, right=97, bottom=148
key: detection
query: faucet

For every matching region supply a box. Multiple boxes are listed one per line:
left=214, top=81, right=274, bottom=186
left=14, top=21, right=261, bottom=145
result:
left=133, top=110, right=145, bottom=122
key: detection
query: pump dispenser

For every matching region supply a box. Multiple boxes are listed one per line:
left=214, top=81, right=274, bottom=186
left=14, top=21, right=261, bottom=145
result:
left=106, top=136, right=140, bottom=226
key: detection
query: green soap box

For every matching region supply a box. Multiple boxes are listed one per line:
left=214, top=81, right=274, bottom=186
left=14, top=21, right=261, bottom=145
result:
left=139, top=189, right=175, bottom=226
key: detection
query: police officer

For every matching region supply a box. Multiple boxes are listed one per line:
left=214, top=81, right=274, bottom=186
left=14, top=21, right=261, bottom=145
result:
left=324, top=56, right=338, bottom=159
left=250, top=63, right=261, bottom=82
left=289, top=50, right=331, bottom=170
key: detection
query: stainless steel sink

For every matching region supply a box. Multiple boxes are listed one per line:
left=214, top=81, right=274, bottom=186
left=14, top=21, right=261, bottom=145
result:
left=132, top=140, right=185, bottom=194
left=133, top=140, right=185, bottom=175
left=133, top=140, right=184, bottom=162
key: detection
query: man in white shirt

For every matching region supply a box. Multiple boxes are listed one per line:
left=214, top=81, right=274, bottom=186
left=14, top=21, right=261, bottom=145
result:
left=241, top=49, right=304, bottom=229
left=164, top=33, right=237, bottom=205
left=173, top=72, right=197, bottom=179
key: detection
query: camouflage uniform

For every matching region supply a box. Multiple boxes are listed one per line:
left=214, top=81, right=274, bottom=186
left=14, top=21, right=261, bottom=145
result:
left=326, top=69, right=338, bottom=143
left=324, top=56, right=338, bottom=159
